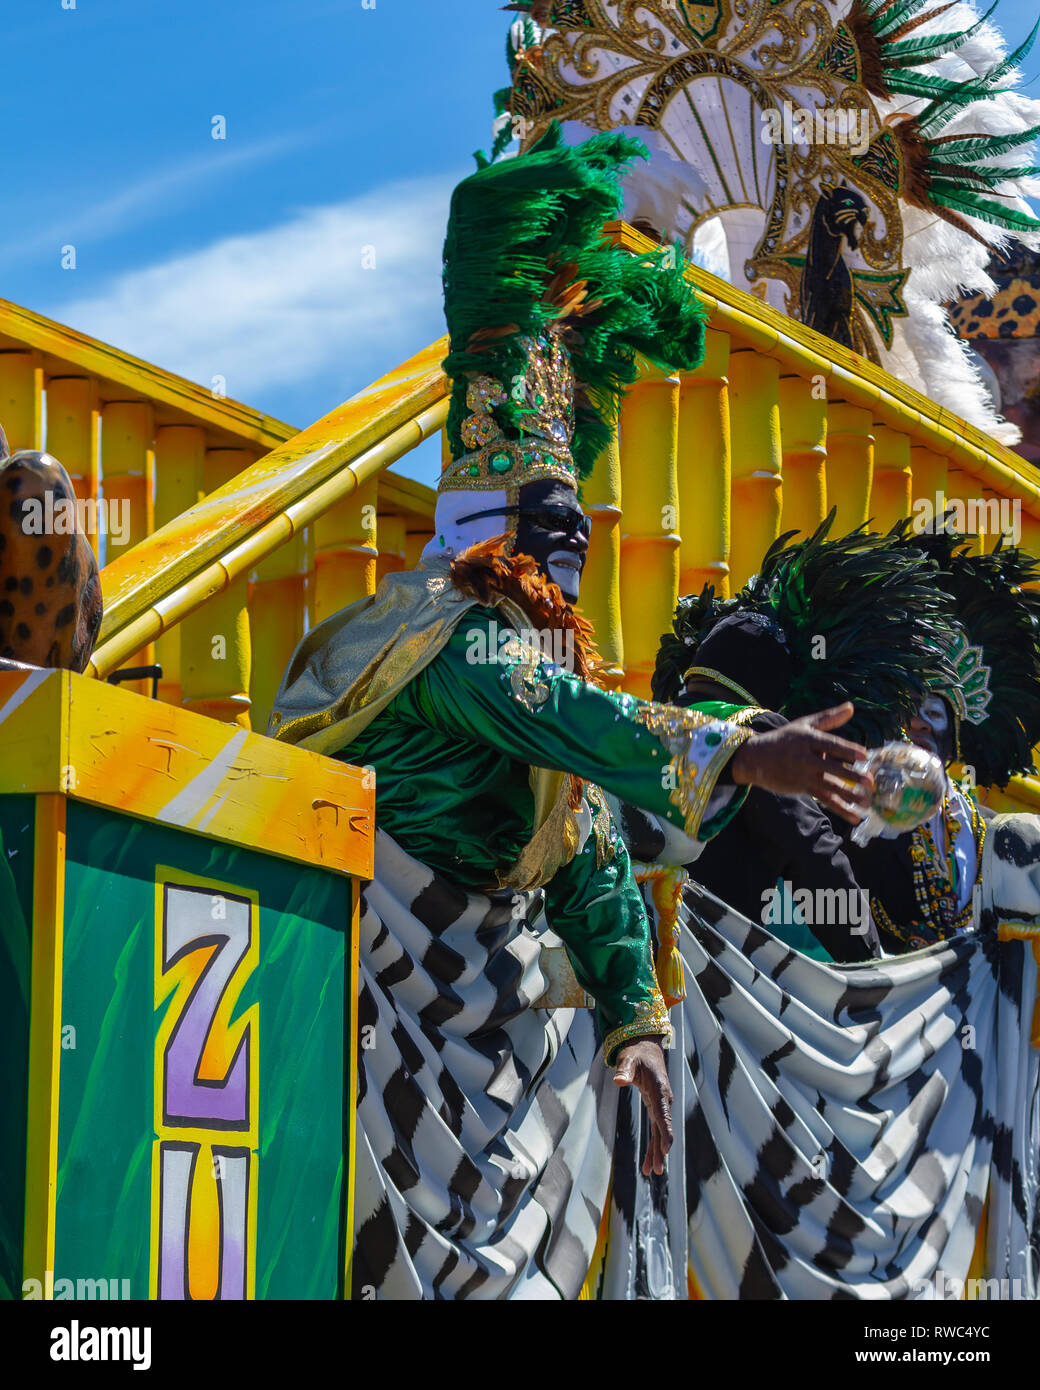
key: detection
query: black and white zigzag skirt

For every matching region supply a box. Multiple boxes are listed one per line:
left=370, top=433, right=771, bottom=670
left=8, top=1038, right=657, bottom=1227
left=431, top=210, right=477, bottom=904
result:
left=351, top=818, right=1040, bottom=1300
left=351, top=829, right=618, bottom=1299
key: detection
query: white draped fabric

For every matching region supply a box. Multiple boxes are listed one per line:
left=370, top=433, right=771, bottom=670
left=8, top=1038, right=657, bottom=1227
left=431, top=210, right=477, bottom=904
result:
left=352, top=815, right=1040, bottom=1299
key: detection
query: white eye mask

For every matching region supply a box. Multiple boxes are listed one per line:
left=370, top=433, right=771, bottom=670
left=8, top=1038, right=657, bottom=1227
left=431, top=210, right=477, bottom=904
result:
left=421, top=488, right=512, bottom=563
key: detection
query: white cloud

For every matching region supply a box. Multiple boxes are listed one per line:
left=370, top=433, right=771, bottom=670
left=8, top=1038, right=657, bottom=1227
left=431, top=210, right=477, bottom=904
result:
left=48, top=172, right=459, bottom=412
left=0, top=132, right=319, bottom=266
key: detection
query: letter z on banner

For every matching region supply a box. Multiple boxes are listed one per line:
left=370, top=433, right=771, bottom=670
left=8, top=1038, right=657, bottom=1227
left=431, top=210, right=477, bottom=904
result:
left=150, top=873, right=259, bottom=1300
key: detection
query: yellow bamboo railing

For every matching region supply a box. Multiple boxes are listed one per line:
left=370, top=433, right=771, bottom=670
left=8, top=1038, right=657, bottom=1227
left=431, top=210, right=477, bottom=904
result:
left=777, top=375, right=827, bottom=543
left=0, top=298, right=437, bottom=730
left=677, top=328, right=731, bottom=600
left=90, top=346, right=448, bottom=692
left=5, top=228, right=1040, bottom=802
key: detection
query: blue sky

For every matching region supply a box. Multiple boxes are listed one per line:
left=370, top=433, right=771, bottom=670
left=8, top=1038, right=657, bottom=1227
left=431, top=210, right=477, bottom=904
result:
left=3, top=0, right=1039, bottom=488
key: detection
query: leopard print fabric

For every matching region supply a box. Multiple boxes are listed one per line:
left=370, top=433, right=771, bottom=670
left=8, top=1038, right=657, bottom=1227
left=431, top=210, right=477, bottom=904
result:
left=0, top=433, right=102, bottom=673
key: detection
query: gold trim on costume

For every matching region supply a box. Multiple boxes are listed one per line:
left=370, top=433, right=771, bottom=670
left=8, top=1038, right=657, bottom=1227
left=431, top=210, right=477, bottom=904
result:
left=271, top=560, right=482, bottom=756
left=633, top=706, right=753, bottom=839
left=729, top=706, right=772, bottom=727
left=496, top=777, right=580, bottom=893
left=873, top=792, right=986, bottom=949
left=603, top=992, right=674, bottom=1066
left=681, top=666, right=760, bottom=707
left=502, top=635, right=553, bottom=713
left=441, top=330, right=579, bottom=494
left=585, top=784, right=617, bottom=869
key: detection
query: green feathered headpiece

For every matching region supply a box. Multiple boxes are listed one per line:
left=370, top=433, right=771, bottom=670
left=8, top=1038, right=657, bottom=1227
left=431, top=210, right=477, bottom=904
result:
left=892, top=525, right=1040, bottom=786
left=440, top=123, right=708, bottom=493
left=653, top=512, right=960, bottom=746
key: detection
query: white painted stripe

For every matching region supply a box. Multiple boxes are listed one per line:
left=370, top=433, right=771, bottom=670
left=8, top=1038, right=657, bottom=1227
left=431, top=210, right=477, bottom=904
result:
left=156, top=727, right=249, bottom=828
left=195, top=788, right=232, bottom=834
left=0, top=669, right=51, bottom=727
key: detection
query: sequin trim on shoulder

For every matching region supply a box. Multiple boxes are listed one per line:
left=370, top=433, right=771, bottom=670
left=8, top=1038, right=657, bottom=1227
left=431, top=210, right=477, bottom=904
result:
left=633, top=705, right=753, bottom=839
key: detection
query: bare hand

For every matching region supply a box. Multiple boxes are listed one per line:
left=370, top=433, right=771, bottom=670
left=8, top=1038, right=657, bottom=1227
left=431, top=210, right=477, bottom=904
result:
left=614, top=1038, right=673, bottom=1177
left=730, top=703, right=873, bottom=824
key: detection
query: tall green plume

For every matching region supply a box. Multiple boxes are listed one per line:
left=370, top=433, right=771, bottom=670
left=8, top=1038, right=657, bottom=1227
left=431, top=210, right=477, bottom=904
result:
left=442, top=123, right=708, bottom=482
left=837, top=2, right=1040, bottom=241
left=894, top=113, right=1040, bottom=244
left=915, top=17, right=1040, bottom=135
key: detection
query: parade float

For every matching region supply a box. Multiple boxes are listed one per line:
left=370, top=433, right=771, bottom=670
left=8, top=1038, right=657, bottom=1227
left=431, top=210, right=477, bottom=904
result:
left=6, top=0, right=1040, bottom=1300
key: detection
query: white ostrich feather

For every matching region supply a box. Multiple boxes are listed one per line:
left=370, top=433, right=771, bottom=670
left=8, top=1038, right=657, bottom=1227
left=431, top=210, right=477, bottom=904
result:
left=899, top=288, right=1022, bottom=442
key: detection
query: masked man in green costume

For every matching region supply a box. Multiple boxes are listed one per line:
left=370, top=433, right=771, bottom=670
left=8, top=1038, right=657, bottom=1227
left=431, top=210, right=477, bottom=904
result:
left=268, top=127, right=873, bottom=1300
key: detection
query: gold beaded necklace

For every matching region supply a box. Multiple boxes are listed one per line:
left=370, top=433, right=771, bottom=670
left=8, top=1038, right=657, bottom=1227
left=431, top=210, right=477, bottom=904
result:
left=871, top=791, right=985, bottom=950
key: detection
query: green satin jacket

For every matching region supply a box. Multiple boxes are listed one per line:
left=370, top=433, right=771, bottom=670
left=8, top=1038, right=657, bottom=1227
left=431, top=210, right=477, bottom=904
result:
left=337, top=607, right=751, bottom=1063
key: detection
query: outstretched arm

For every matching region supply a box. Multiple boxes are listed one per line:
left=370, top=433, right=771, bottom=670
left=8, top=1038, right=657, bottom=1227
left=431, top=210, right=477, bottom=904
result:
left=413, top=615, right=872, bottom=841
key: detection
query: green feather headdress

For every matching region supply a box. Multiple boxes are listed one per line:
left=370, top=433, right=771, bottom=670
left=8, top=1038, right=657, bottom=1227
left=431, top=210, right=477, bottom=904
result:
left=892, top=525, right=1040, bottom=786
left=441, top=123, right=708, bottom=489
left=846, top=0, right=1040, bottom=243
left=653, top=512, right=960, bottom=746
left=848, top=0, right=1034, bottom=110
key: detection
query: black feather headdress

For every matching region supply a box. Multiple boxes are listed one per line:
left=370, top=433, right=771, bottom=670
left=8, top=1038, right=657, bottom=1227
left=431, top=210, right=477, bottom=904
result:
left=891, top=525, right=1040, bottom=787
left=653, top=511, right=959, bottom=746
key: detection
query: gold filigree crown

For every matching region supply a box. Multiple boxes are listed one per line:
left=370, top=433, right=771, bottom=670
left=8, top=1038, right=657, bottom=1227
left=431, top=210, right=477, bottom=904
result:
left=440, top=330, right=579, bottom=494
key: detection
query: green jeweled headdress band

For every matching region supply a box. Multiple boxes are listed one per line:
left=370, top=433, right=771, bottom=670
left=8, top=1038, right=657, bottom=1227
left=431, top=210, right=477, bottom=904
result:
left=440, top=332, right=579, bottom=493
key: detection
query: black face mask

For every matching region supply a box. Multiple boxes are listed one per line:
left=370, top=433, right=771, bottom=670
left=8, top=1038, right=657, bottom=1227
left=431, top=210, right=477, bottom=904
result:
left=454, top=478, right=590, bottom=604
left=513, top=479, right=590, bottom=605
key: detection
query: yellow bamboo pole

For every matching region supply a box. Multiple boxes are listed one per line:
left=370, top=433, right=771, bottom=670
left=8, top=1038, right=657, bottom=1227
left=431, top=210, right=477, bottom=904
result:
left=619, top=375, right=681, bottom=699
left=0, top=350, right=43, bottom=451
left=250, top=529, right=311, bottom=734
left=909, top=446, right=948, bottom=533
left=180, top=448, right=254, bottom=727
left=101, top=401, right=153, bottom=564
left=728, top=350, right=782, bottom=588
left=824, top=402, right=874, bottom=534
left=89, top=398, right=447, bottom=680
left=581, top=432, right=624, bottom=687
left=870, top=425, right=912, bottom=533
left=677, top=328, right=731, bottom=601
left=946, top=469, right=987, bottom=554
left=101, top=401, right=155, bottom=690
left=778, top=375, right=827, bottom=541
left=152, top=426, right=205, bottom=705
left=405, top=529, right=434, bottom=569
left=1017, top=511, right=1040, bottom=563
left=978, top=486, right=1013, bottom=553
left=45, top=376, right=100, bottom=560
left=376, top=515, right=407, bottom=583
left=313, top=478, right=379, bottom=625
